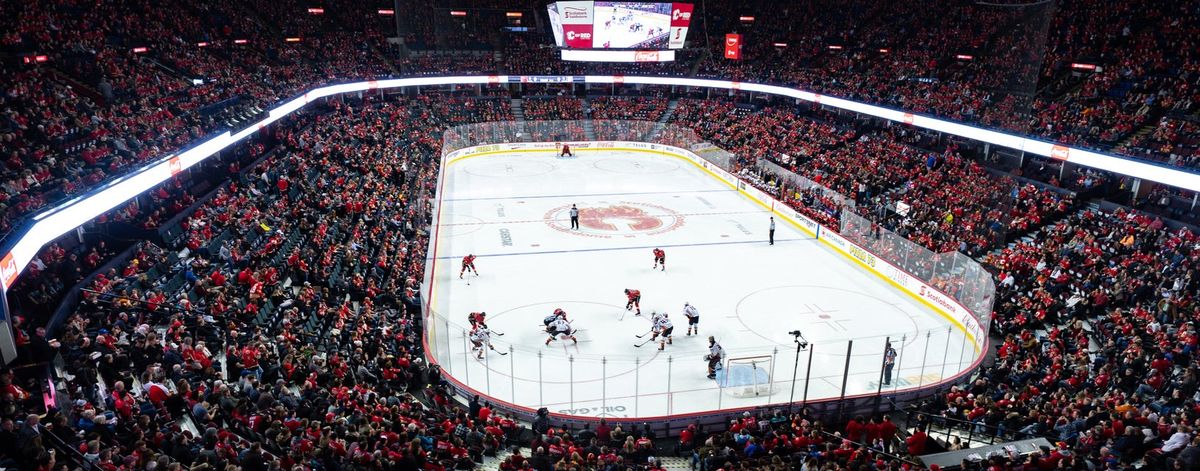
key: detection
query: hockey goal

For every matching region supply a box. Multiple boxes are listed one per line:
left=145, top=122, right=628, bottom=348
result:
left=719, top=355, right=775, bottom=397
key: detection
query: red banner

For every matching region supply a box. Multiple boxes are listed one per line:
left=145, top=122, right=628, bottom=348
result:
left=724, top=34, right=742, bottom=60
left=0, top=252, right=16, bottom=290
left=668, top=3, right=693, bottom=49
left=1050, top=145, right=1071, bottom=161
left=564, top=25, right=594, bottom=48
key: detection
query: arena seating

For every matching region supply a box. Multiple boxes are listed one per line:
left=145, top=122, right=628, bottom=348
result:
left=3, top=0, right=1200, bottom=469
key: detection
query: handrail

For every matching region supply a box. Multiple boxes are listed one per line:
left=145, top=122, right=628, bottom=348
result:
left=813, top=429, right=922, bottom=467
left=904, top=403, right=1053, bottom=447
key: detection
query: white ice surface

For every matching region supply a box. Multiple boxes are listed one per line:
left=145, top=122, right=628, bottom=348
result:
left=425, top=150, right=977, bottom=419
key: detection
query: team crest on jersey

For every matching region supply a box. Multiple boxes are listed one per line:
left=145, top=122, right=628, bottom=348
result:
left=547, top=202, right=684, bottom=238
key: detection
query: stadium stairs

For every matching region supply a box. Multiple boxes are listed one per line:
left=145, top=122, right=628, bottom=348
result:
left=511, top=98, right=528, bottom=140
left=650, top=99, right=681, bottom=137
left=582, top=97, right=597, bottom=139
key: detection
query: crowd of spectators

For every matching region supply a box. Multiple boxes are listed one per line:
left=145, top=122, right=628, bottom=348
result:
left=522, top=97, right=586, bottom=121
left=5, top=0, right=1200, bottom=239
left=0, top=98, right=553, bottom=471
left=668, top=99, right=1074, bottom=255
left=3, top=1, right=1200, bottom=469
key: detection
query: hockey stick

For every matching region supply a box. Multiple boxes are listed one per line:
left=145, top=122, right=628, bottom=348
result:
left=634, top=329, right=654, bottom=338
left=634, top=337, right=656, bottom=348
left=489, top=346, right=508, bottom=355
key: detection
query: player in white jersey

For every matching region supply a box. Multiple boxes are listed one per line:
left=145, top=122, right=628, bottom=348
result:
left=649, top=310, right=667, bottom=325
left=545, top=316, right=578, bottom=346
left=683, top=302, right=700, bottom=336
left=653, top=313, right=674, bottom=350
left=705, top=336, right=725, bottom=379
left=469, top=327, right=495, bottom=359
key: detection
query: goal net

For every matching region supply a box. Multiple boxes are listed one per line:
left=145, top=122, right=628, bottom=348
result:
left=719, top=355, right=774, bottom=397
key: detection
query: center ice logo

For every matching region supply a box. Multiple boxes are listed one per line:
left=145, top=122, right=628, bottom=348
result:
left=583, top=205, right=662, bottom=232
left=546, top=202, right=684, bottom=238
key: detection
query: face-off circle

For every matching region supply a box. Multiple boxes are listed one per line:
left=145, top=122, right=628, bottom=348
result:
left=546, top=202, right=685, bottom=238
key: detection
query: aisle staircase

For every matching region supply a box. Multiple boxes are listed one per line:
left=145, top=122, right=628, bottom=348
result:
left=651, top=99, right=681, bottom=136
left=581, top=97, right=597, bottom=139
left=510, top=99, right=528, bottom=140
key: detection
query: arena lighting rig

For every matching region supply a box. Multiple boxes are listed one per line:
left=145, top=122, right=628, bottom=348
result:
left=0, top=74, right=1198, bottom=363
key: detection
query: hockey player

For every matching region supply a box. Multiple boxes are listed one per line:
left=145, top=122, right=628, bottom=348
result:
left=705, top=336, right=725, bottom=379
left=470, top=327, right=496, bottom=359
left=468, top=311, right=487, bottom=329
left=683, top=302, right=699, bottom=336
left=654, top=312, right=674, bottom=351
left=460, top=254, right=478, bottom=279
left=624, top=288, right=641, bottom=315
left=652, top=248, right=666, bottom=271
left=560, top=143, right=573, bottom=157
left=545, top=310, right=577, bottom=346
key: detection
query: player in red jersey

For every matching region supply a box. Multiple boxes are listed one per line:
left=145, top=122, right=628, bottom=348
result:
left=468, top=311, right=487, bottom=329
left=624, top=288, right=641, bottom=315
left=559, top=143, right=573, bottom=157
left=652, top=248, right=666, bottom=271
left=460, top=254, right=478, bottom=279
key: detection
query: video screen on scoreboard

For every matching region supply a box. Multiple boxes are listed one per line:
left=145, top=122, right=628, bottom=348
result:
left=547, top=4, right=566, bottom=47
left=547, top=1, right=692, bottom=50
left=593, top=2, right=671, bottom=49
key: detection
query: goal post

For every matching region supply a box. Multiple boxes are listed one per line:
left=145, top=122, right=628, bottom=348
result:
left=720, top=355, right=775, bottom=397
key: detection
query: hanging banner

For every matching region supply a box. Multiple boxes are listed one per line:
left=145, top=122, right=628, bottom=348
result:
left=668, top=3, right=694, bottom=49
left=724, top=33, right=742, bottom=60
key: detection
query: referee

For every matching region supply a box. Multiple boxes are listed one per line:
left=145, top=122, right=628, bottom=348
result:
left=570, top=204, right=580, bottom=230
left=768, top=216, right=776, bottom=245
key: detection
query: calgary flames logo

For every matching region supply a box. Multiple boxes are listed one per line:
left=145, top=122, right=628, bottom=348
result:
left=583, top=205, right=662, bottom=232
left=546, top=202, right=684, bottom=238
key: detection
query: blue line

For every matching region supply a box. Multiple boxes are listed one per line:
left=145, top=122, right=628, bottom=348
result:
left=441, top=188, right=735, bottom=202
left=436, top=237, right=813, bottom=260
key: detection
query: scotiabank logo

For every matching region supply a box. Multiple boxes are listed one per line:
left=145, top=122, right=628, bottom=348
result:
left=566, top=31, right=592, bottom=40
left=1050, top=145, right=1070, bottom=161
left=634, top=51, right=659, bottom=62
left=919, top=285, right=959, bottom=314
left=672, top=9, right=691, bottom=20
left=562, top=7, right=589, bottom=19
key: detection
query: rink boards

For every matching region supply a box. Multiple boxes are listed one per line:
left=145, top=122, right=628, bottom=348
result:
left=420, top=140, right=984, bottom=427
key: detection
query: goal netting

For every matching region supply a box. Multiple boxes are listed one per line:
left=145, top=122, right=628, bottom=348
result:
left=719, top=355, right=774, bottom=397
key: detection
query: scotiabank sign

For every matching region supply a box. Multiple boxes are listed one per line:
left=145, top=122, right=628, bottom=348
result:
left=559, top=1, right=595, bottom=48
left=668, top=3, right=693, bottom=49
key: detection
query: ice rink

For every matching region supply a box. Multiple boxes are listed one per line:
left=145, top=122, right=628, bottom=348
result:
left=425, top=149, right=978, bottom=419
